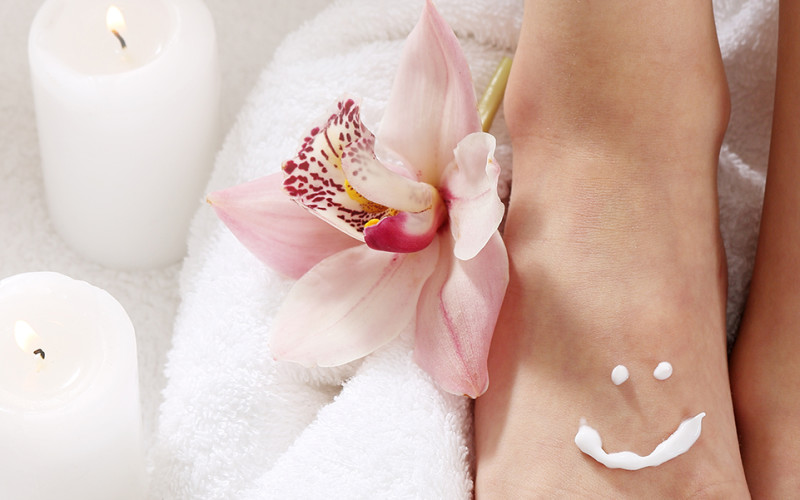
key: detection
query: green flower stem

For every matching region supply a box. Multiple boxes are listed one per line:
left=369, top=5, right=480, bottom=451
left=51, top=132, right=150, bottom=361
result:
left=478, top=57, right=512, bottom=133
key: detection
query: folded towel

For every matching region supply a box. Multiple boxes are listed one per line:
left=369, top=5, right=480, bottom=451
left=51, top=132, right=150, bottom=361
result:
left=716, top=0, right=777, bottom=336
left=149, top=0, right=776, bottom=497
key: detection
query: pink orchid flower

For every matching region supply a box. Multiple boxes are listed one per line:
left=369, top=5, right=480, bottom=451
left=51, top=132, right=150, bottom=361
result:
left=208, top=0, right=508, bottom=398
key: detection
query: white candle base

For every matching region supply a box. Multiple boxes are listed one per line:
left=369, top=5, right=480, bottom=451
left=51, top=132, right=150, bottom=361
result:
left=0, top=272, right=145, bottom=500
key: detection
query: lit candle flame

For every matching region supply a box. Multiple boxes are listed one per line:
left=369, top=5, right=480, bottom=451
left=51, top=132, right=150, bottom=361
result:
left=14, top=320, right=39, bottom=353
left=106, top=6, right=127, bottom=49
left=106, top=6, right=126, bottom=34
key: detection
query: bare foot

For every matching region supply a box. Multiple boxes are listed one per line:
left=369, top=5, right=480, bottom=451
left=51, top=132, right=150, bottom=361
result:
left=730, top=1, right=800, bottom=497
left=474, top=1, right=748, bottom=497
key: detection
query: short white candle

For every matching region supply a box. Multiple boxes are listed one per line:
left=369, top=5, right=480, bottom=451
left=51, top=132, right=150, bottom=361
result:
left=28, top=0, right=221, bottom=269
left=0, top=272, right=144, bottom=499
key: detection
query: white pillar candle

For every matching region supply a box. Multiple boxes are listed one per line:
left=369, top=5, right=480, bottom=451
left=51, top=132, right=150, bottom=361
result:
left=29, top=0, right=220, bottom=269
left=0, top=272, right=144, bottom=499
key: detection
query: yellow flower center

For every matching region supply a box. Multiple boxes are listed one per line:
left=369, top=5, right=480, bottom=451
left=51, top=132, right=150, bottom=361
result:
left=344, top=179, right=388, bottom=214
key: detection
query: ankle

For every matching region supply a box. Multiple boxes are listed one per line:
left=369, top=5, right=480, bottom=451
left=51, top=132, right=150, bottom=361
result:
left=501, top=40, right=729, bottom=270
left=504, top=74, right=730, bottom=165
left=504, top=5, right=730, bottom=162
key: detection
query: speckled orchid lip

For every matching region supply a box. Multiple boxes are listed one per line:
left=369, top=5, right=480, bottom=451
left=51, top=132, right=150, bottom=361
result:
left=281, top=99, right=379, bottom=240
left=281, top=98, right=449, bottom=254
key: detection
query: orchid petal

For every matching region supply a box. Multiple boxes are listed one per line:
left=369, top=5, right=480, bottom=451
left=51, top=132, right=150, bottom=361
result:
left=208, top=173, right=360, bottom=279
left=414, top=231, right=509, bottom=398
left=283, top=98, right=394, bottom=240
left=440, top=132, right=504, bottom=260
left=341, top=134, right=437, bottom=213
left=363, top=198, right=447, bottom=253
left=271, top=240, right=440, bottom=367
left=377, top=0, right=481, bottom=185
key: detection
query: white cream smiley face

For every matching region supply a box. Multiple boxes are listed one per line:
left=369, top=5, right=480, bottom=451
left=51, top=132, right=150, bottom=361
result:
left=574, top=362, right=705, bottom=471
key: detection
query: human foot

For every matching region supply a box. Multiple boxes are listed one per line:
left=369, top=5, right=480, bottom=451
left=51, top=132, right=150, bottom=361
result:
left=730, top=1, right=800, bottom=496
left=473, top=150, right=747, bottom=498
left=474, top=1, right=748, bottom=497
left=732, top=310, right=800, bottom=498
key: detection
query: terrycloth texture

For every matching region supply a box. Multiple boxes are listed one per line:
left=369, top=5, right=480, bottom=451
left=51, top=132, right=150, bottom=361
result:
left=149, top=0, right=777, bottom=498
left=716, top=0, right=778, bottom=334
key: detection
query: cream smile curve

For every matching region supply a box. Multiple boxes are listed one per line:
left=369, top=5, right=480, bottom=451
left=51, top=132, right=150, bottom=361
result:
left=574, top=412, right=706, bottom=470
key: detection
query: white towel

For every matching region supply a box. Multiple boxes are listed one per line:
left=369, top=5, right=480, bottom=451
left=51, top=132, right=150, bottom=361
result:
left=149, top=0, right=776, bottom=498
left=716, top=0, right=777, bottom=337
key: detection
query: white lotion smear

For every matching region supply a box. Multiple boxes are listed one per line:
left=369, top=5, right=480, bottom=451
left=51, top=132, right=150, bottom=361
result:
left=611, top=365, right=629, bottom=385
left=653, top=362, right=673, bottom=380
left=574, top=412, right=705, bottom=470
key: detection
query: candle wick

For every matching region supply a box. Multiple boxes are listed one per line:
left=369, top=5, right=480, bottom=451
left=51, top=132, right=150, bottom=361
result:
left=33, top=348, right=45, bottom=360
left=111, top=30, right=127, bottom=50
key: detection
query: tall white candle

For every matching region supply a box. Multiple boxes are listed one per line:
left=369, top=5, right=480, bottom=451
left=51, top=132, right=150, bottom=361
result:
left=0, top=272, right=144, bottom=499
left=28, top=0, right=220, bottom=269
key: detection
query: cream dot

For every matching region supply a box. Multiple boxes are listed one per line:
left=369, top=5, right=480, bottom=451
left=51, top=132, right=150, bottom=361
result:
left=653, top=362, right=673, bottom=380
left=611, top=365, right=629, bottom=385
